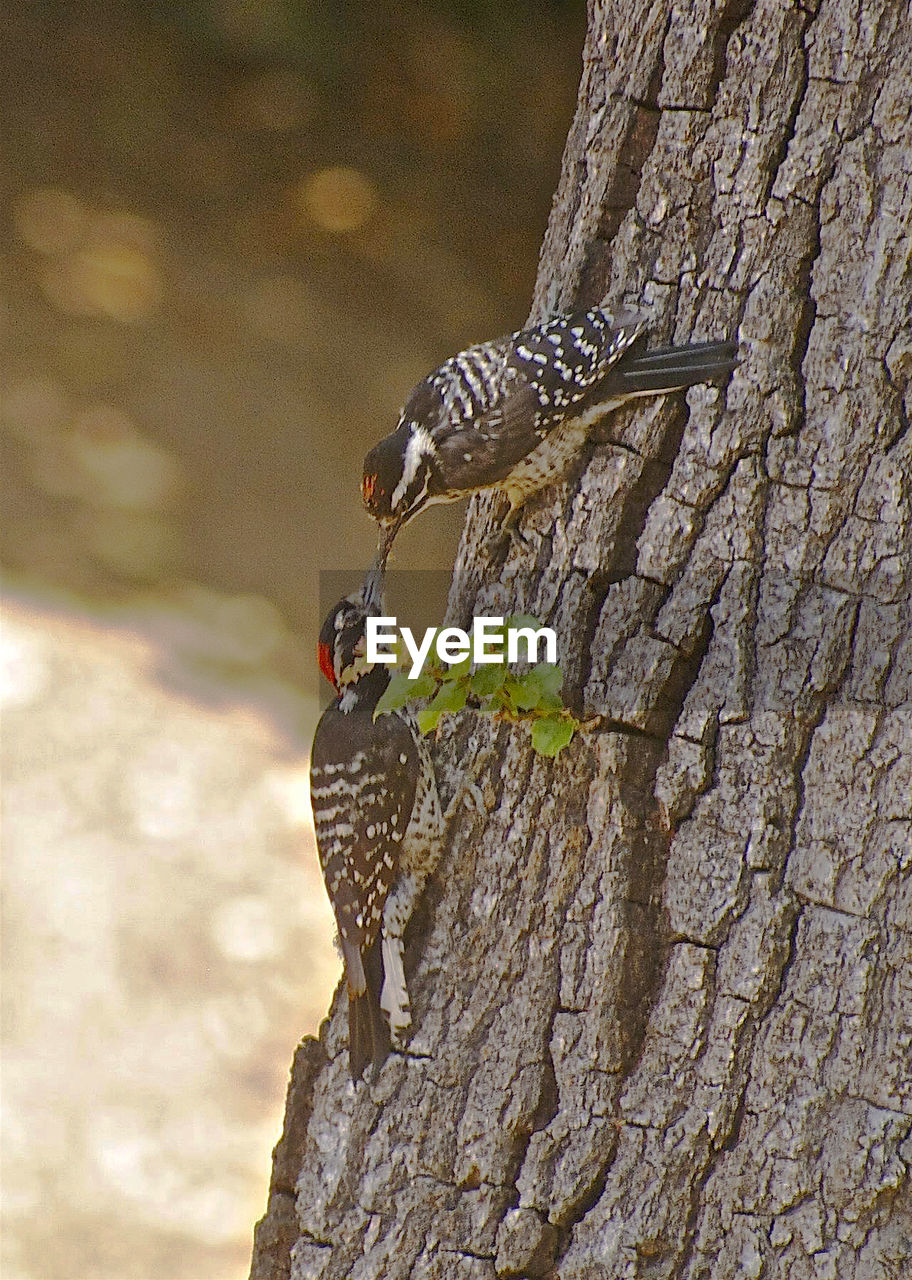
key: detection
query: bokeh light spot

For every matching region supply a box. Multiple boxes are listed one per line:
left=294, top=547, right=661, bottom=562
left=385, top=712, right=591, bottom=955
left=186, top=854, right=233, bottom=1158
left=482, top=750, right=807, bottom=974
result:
left=210, top=895, right=281, bottom=962
left=39, top=211, right=163, bottom=322
left=71, top=243, right=162, bottom=322
left=69, top=405, right=182, bottom=511
left=298, top=166, right=377, bottom=234
left=124, top=740, right=202, bottom=842
left=0, top=623, right=52, bottom=710
left=264, top=764, right=313, bottom=827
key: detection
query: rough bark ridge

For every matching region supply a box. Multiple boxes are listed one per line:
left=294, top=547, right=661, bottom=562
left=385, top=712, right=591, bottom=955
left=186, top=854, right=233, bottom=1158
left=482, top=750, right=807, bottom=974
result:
left=251, top=1, right=912, bottom=1276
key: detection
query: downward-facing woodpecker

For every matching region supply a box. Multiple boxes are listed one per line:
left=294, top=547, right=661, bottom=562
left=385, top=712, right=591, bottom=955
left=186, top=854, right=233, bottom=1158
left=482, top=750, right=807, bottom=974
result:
left=362, top=307, right=737, bottom=550
left=311, top=566, right=442, bottom=1080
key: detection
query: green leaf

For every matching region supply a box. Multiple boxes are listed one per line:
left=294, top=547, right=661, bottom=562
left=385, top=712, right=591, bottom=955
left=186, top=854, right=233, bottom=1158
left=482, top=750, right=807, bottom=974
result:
left=530, top=662, right=563, bottom=697
left=439, top=678, right=470, bottom=712
left=373, top=670, right=437, bottom=720
left=531, top=715, right=577, bottom=757
left=504, top=612, right=543, bottom=631
left=417, top=705, right=437, bottom=734
left=506, top=662, right=565, bottom=711
left=497, top=684, right=518, bottom=716
left=444, top=652, right=472, bottom=679
left=506, top=673, right=544, bottom=711
left=471, top=664, right=507, bottom=696
left=417, top=679, right=468, bottom=733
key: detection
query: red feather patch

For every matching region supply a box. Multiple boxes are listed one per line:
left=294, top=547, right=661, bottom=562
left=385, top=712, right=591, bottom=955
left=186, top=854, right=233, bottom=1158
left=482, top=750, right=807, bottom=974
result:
left=317, top=640, right=336, bottom=690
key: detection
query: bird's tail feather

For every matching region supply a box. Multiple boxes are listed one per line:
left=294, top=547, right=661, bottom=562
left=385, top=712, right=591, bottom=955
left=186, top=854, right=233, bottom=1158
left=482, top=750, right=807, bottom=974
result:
left=611, top=340, right=738, bottom=395
left=347, top=938, right=391, bottom=1082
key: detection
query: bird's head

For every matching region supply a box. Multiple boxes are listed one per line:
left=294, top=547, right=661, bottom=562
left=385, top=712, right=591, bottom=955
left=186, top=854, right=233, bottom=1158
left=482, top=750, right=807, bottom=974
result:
left=362, top=420, right=440, bottom=556
left=317, top=562, right=386, bottom=693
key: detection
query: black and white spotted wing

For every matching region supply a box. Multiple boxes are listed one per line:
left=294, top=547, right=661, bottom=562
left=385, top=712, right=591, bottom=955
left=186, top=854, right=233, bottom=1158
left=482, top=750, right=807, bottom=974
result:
left=509, top=309, right=647, bottom=416
left=309, top=698, right=419, bottom=993
left=420, top=309, right=647, bottom=496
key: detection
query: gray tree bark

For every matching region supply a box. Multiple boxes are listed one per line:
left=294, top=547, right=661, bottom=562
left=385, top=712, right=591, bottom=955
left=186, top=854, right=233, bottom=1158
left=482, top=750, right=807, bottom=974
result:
left=251, top=1, right=912, bottom=1276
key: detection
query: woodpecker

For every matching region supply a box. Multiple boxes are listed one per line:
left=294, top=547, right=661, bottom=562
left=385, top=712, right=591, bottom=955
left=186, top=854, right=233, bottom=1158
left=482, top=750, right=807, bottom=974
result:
left=311, top=566, right=442, bottom=1080
left=362, top=307, right=737, bottom=550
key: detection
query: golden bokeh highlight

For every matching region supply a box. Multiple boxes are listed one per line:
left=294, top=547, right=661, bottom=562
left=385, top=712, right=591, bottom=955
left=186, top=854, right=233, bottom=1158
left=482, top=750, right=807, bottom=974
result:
left=20, top=203, right=164, bottom=323
left=54, top=243, right=162, bottom=322
left=297, top=165, right=378, bottom=234
left=68, top=405, right=182, bottom=511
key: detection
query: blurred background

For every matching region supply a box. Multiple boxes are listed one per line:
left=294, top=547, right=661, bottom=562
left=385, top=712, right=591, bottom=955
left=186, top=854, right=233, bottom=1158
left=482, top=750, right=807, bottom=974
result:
left=1, top=1, right=583, bottom=1275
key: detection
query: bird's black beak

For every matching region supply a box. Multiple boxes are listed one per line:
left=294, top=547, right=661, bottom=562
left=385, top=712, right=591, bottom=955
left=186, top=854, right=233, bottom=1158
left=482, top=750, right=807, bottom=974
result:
left=376, top=517, right=403, bottom=570
left=361, top=554, right=387, bottom=615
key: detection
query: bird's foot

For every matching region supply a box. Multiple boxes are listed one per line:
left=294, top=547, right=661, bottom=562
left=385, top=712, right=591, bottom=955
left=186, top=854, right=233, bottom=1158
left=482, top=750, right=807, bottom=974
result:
left=489, top=505, right=531, bottom=558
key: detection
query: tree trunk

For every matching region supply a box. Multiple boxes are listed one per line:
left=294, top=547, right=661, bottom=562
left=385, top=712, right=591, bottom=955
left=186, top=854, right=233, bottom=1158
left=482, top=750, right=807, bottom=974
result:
left=251, top=1, right=912, bottom=1276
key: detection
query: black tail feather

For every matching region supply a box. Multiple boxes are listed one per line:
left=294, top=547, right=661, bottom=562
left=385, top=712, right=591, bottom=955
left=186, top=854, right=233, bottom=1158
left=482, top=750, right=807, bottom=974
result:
left=612, top=339, right=738, bottom=395
left=347, top=938, right=390, bottom=1082
left=623, top=339, right=738, bottom=368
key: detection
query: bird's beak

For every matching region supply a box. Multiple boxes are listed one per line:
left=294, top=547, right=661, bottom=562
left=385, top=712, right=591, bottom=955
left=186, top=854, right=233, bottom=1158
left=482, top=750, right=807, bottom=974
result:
left=376, top=517, right=402, bottom=570
left=361, top=556, right=387, bottom=614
